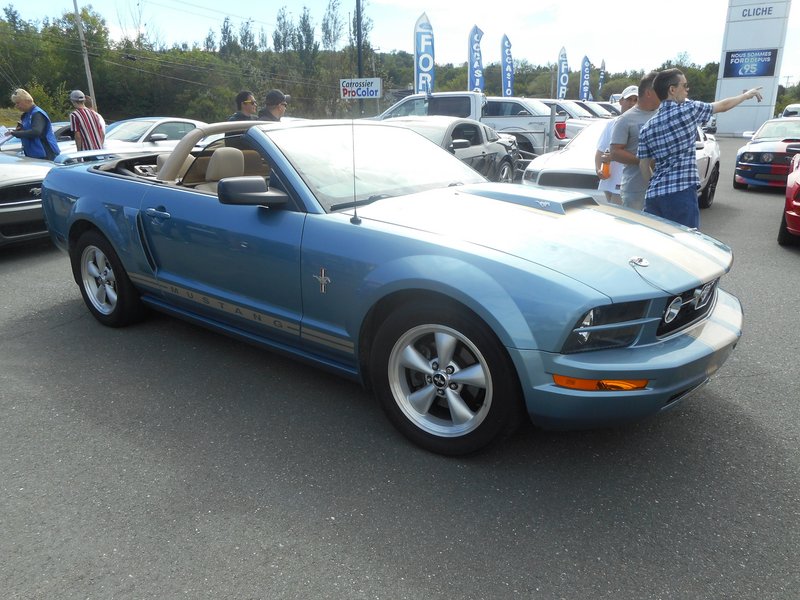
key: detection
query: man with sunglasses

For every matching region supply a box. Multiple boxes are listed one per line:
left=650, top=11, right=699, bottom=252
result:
left=228, top=91, right=259, bottom=121
left=638, top=68, right=762, bottom=228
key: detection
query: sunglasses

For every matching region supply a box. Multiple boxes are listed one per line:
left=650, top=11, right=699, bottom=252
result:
left=242, top=100, right=257, bottom=105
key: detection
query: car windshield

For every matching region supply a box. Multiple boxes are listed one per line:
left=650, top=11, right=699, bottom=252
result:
left=265, top=122, right=485, bottom=211
left=754, top=120, right=800, bottom=140
left=105, top=120, right=156, bottom=142
left=585, top=103, right=614, bottom=117
left=562, top=101, right=594, bottom=118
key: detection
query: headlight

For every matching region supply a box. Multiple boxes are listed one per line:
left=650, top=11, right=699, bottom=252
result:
left=762, top=153, right=773, bottom=163
left=523, top=169, right=538, bottom=183
left=741, top=152, right=755, bottom=162
left=562, top=300, right=649, bottom=353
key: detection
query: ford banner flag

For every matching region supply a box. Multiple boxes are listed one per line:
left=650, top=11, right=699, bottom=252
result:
left=502, top=35, right=514, bottom=97
left=557, top=47, right=569, bottom=99
left=414, top=13, right=435, bottom=93
left=580, top=56, right=591, bottom=101
left=468, top=26, right=484, bottom=92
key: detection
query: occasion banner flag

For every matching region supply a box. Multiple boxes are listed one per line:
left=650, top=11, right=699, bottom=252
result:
left=557, top=47, right=569, bottom=99
left=501, top=35, right=514, bottom=97
left=580, top=56, right=591, bottom=100
left=598, top=59, right=606, bottom=95
left=414, top=13, right=435, bottom=93
left=468, top=25, right=484, bottom=92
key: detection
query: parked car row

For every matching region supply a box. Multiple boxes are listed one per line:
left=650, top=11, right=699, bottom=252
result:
left=0, top=117, right=206, bottom=247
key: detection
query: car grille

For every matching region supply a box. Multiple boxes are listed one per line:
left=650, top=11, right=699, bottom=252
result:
left=656, top=280, right=718, bottom=337
left=537, top=172, right=599, bottom=189
left=0, top=183, right=42, bottom=205
left=754, top=173, right=788, bottom=182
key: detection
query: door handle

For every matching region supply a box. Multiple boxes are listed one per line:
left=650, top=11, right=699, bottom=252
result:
left=145, top=207, right=171, bottom=219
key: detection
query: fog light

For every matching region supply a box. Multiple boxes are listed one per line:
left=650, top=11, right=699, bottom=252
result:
left=553, top=374, right=648, bottom=391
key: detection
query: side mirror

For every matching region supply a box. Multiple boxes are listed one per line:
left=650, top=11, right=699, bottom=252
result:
left=449, top=139, right=471, bottom=152
left=218, top=176, right=289, bottom=207
left=147, top=133, right=169, bottom=142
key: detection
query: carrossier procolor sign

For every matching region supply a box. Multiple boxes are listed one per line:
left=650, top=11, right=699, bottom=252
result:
left=340, top=78, right=383, bottom=99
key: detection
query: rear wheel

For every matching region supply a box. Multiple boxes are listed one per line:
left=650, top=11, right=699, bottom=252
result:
left=777, top=212, right=800, bottom=246
left=698, top=165, right=719, bottom=209
left=71, top=230, right=144, bottom=327
left=370, top=304, right=524, bottom=455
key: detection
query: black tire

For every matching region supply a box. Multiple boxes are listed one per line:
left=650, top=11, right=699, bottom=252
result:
left=777, top=212, right=800, bottom=246
left=732, top=175, right=747, bottom=190
left=71, top=230, right=144, bottom=327
left=698, top=165, right=719, bottom=209
left=496, top=159, right=514, bottom=183
left=369, top=303, right=524, bottom=455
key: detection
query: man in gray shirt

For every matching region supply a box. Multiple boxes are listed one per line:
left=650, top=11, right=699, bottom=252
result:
left=610, top=71, right=660, bottom=211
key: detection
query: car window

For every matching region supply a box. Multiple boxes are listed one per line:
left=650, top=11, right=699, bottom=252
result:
left=151, top=122, right=196, bottom=141
left=105, top=120, right=155, bottom=142
left=385, top=98, right=428, bottom=119
left=755, top=120, right=800, bottom=139
left=452, top=123, right=481, bottom=146
left=428, top=96, right=472, bottom=118
left=485, top=101, right=528, bottom=117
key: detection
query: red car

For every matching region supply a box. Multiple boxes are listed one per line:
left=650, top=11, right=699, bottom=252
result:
left=779, top=153, right=800, bottom=245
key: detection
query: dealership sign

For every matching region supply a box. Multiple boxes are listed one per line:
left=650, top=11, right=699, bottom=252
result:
left=340, top=78, right=383, bottom=99
left=723, top=48, right=778, bottom=78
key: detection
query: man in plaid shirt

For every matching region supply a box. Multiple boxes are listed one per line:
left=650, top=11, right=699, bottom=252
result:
left=638, top=68, right=763, bottom=228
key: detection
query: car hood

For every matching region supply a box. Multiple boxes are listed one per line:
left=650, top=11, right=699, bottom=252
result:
left=0, top=155, right=53, bottom=183
left=739, top=138, right=800, bottom=153
left=356, top=184, right=732, bottom=298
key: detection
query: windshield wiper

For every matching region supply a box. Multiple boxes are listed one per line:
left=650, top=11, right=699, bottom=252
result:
left=329, top=194, right=391, bottom=211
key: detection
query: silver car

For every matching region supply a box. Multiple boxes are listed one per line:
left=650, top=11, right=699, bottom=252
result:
left=522, top=119, right=721, bottom=209
left=0, top=117, right=206, bottom=247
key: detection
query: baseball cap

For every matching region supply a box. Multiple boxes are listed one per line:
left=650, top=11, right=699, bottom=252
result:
left=69, top=90, right=86, bottom=102
left=621, top=85, right=639, bottom=99
left=264, top=89, right=290, bottom=106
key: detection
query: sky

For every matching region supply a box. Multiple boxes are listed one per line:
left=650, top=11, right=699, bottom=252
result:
left=11, top=0, right=800, bottom=87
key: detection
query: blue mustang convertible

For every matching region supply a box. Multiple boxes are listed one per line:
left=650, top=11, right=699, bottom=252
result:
left=42, top=120, right=743, bottom=455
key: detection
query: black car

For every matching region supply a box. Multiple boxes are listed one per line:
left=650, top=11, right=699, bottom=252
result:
left=385, top=116, right=518, bottom=182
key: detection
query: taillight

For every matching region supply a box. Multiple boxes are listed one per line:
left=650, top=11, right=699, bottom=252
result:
left=554, top=122, right=566, bottom=139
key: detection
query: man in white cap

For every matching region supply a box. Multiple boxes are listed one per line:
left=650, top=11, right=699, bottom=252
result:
left=609, top=71, right=661, bottom=211
left=69, top=89, right=105, bottom=151
left=595, top=84, right=639, bottom=205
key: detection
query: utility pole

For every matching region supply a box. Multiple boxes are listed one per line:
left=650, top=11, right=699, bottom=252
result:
left=355, top=0, right=364, bottom=115
left=72, top=0, right=98, bottom=109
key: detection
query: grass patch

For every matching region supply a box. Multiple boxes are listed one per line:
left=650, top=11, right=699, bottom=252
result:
left=1, top=107, right=20, bottom=127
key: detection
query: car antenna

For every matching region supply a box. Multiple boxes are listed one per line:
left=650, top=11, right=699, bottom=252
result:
left=350, top=119, right=361, bottom=224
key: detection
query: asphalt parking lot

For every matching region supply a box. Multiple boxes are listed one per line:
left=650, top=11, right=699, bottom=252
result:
left=1, top=135, right=798, bottom=599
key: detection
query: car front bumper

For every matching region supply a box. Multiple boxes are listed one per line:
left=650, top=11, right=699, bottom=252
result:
left=510, top=288, right=743, bottom=429
left=734, top=162, right=790, bottom=187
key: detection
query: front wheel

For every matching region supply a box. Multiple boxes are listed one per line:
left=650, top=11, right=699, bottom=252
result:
left=71, top=230, right=144, bottom=327
left=496, top=159, right=514, bottom=183
left=370, top=304, right=524, bottom=455
left=698, top=165, right=719, bottom=209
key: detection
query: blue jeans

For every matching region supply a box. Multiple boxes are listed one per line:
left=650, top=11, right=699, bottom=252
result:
left=644, top=187, right=699, bottom=229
